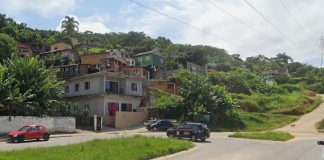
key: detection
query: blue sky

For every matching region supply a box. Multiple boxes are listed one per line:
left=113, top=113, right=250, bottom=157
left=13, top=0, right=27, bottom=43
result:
left=0, top=0, right=323, bottom=66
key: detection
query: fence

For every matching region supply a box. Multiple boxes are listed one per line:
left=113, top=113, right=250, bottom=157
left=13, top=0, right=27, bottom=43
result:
left=0, top=116, right=76, bottom=134
left=115, top=111, right=148, bottom=129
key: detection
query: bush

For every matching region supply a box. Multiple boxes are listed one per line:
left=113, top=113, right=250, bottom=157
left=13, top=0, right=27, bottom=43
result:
left=238, top=99, right=262, bottom=112
left=274, top=75, right=291, bottom=84
left=280, top=84, right=301, bottom=93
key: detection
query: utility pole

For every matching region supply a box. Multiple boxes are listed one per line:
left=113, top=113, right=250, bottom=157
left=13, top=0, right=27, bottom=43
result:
left=320, top=35, right=324, bottom=68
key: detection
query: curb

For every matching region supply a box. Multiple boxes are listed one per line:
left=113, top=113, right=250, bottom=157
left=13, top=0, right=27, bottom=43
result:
left=152, top=144, right=198, bottom=160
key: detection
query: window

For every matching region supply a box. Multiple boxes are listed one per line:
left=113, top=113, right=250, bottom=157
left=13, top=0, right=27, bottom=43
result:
left=75, top=83, right=79, bottom=92
left=65, top=86, right=69, bottom=93
left=84, top=104, right=89, bottom=110
left=131, top=83, right=137, bottom=91
left=145, top=55, right=150, bottom=61
left=121, top=103, right=132, bottom=112
left=85, top=81, right=90, bottom=90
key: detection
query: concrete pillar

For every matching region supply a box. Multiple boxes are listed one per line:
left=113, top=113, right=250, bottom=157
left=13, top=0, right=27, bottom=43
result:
left=94, top=114, right=97, bottom=131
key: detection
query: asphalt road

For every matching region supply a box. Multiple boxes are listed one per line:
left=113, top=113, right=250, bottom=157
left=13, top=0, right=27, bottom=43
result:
left=1, top=131, right=324, bottom=160
left=155, top=133, right=324, bottom=160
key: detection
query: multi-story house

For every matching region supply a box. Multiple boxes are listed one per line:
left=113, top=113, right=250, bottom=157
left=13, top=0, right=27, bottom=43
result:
left=64, top=71, right=146, bottom=127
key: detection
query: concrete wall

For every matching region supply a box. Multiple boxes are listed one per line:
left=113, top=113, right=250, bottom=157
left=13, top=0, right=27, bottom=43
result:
left=65, top=75, right=102, bottom=97
left=125, top=79, right=142, bottom=96
left=51, top=43, right=72, bottom=51
left=0, top=116, right=76, bottom=134
left=115, top=111, right=148, bottom=129
left=80, top=53, right=106, bottom=64
left=103, top=95, right=142, bottom=116
left=68, top=96, right=105, bottom=116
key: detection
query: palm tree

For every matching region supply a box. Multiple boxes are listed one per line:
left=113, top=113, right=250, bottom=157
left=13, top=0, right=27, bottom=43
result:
left=61, top=16, right=79, bottom=36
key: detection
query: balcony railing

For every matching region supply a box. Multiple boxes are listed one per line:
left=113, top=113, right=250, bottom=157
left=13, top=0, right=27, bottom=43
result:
left=105, top=88, right=125, bottom=95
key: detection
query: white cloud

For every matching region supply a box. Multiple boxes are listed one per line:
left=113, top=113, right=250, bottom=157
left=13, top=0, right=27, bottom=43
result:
left=0, top=0, right=78, bottom=17
left=57, top=14, right=110, bottom=34
left=122, top=0, right=324, bottom=66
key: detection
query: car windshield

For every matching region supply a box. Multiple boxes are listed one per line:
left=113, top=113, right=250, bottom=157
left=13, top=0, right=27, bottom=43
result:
left=18, top=126, right=30, bottom=131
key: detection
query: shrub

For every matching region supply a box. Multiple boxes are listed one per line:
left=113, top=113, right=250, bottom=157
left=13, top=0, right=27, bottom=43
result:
left=238, top=99, right=262, bottom=112
left=280, top=84, right=301, bottom=93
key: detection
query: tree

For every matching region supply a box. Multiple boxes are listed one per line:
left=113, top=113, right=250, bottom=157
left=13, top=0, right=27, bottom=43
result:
left=0, top=55, right=65, bottom=117
left=171, top=70, right=237, bottom=122
left=274, top=53, right=293, bottom=68
left=0, top=33, right=16, bottom=62
left=61, top=16, right=79, bottom=36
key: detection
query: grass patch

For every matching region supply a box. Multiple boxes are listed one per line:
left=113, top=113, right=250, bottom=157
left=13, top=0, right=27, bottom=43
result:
left=88, top=47, right=105, bottom=54
left=316, top=119, right=324, bottom=133
left=0, top=135, right=193, bottom=160
left=210, top=112, right=298, bottom=132
left=229, top=131, right=294, bottom=141
left=233, top=92, right=322, bottom=115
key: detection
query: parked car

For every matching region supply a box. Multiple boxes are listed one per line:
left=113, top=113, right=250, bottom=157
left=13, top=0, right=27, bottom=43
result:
left=166, top=123, right=210, bottom=141
left=8, top=125, right=50, bottom=143
left=146, top=119, right=174, bottom=131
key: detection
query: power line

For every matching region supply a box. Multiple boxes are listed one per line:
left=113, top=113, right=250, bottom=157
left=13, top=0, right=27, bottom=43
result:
left=206, top=0, right=276, bottom=43
left=278, top=0, right=311, bottom=38
left=243, top=0, right=304, bottom=52
left=129, top=0, right=261, bottom=54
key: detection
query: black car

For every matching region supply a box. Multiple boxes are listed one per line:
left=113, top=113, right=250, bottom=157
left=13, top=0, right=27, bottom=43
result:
left=166, top=123, right=210, bottom=141
left=146, top=120, right=174, bottom=131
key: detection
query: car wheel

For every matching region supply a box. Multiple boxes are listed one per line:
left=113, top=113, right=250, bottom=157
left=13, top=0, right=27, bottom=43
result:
left=190, top=135, right=197, bottom=142
left=201, top=138, right=206, bottom=142
left=153, top=127, right=158, bottom=131
left=17, top=136, right=24, bottom=143
left=43, top=134, right=50, bottom=141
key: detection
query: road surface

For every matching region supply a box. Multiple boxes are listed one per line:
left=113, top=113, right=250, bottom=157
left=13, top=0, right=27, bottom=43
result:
left=276, top=95, right=324, bottom=135
left=155, top=133, right=324, bottom=160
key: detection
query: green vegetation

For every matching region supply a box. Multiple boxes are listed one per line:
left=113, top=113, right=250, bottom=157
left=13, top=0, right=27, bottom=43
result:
left=229, top=131, right=294, bottom=141
left=234, top=92, right=322, bottom=115
left=0, top=55, right=65, bottom=116
left=316, top=119, right=324, bottom=133
left=211, top=112, right=298, bottom=132
left=0, top=135, right=193, bottom=160
left=88, top=47, right=105, bottom=54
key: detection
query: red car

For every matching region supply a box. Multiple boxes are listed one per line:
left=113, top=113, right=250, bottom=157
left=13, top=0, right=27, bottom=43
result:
left=8, top=125, right=50, bottom=143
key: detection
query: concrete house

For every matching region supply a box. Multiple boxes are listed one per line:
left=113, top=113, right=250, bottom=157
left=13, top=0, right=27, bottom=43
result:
left=51, top=42, right=72, bottom=51
left=39, top=49, right=79, bottom=63
left=64, top=71, right=147, bottom=128
left=17, top=43, right=33, bottom=57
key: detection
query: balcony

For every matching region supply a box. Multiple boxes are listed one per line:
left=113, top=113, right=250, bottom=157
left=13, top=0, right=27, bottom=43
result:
left=105, top=88, right=125, bottom=95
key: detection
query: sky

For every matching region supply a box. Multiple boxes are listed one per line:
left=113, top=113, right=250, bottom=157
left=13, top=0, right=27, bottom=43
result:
left=0, top=0, right=323, bottom=66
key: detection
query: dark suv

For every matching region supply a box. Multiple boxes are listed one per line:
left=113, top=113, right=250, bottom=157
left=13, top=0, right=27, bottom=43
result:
left=146, top=120, right=174, bottom=131
left=166, top=123, right=210, bottom=141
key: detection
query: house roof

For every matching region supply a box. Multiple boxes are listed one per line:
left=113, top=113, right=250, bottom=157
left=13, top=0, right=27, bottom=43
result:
left=39, top=49, right=75, bottom=55
left=134, top=48, right=162, bottom=57
left=67, top=70, right=146, bottom=81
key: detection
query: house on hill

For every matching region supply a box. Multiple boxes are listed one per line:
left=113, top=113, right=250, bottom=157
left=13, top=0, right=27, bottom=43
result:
left=17, top=43, right=33, bottom=57
left=51, top=42, right=72, bottom=51
left=134, top=48, right=164, bottom=68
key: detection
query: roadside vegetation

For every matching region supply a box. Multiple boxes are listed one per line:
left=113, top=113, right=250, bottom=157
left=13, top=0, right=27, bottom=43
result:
left=229, top=131, right=294, bottom=141
left=316, top=119, right=324, bottom=133
left=153, top=68, right=323, bottom=132
left=0, top=135, right=193, bottom=160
